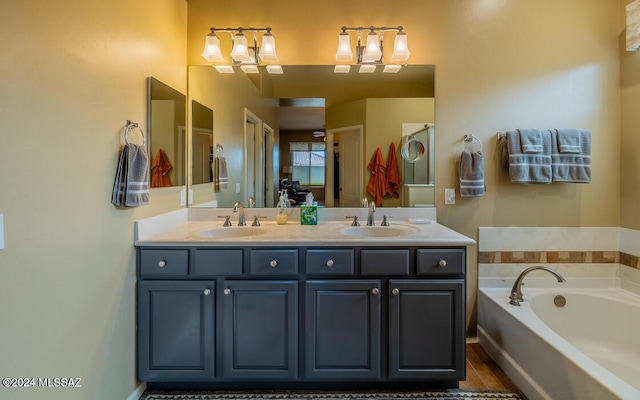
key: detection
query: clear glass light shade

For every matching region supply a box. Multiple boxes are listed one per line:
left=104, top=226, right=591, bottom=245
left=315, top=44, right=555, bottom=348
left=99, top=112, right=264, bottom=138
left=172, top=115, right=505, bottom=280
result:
left=362, top=32, right=382, bottom=62
left=335, top=34, right=353, bottom=62
left=230, top=34, right=251, bottom=62
left=259, top=34, right=278, bottom=62
left=201, top=34, right=224, bottom=62
left=390, top=33, right=410, bottom=62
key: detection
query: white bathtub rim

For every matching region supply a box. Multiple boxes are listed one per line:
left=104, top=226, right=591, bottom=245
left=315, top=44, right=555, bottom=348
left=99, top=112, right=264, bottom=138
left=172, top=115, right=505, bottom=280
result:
left=479, top=287, right=640, bottom=399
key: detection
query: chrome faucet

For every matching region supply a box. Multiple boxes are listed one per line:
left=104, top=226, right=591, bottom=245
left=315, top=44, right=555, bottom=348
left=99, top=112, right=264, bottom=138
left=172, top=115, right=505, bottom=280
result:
left=366, top=202, right=376, bottom=226
left=509, top=266, right=566, bottom=306
left=233, top=201, right=246, bottom=226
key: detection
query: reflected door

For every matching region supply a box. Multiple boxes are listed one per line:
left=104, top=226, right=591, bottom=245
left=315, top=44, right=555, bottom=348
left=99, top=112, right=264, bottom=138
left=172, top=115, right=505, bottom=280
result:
left=338, top=129, right=362, bottom=207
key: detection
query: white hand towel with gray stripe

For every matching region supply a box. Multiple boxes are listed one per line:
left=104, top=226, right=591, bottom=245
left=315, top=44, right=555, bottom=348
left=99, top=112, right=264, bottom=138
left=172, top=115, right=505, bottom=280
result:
left=111, top=143, right=150, bottom=207
left=459, top=151, right=486, bottom=197
left=214, top=156, right=229, bottom=191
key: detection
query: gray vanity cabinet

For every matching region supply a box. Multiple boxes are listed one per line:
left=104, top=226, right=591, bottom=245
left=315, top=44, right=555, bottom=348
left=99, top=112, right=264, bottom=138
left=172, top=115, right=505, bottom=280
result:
left=137, top=244, right=467, bottom=388
left=388, top=280, right=465, bottom=380
left=221, top=280, right=298, bottom=380
left=305, top=280, right=381, bottom=380
left=137, top=280, right=215, bottom=381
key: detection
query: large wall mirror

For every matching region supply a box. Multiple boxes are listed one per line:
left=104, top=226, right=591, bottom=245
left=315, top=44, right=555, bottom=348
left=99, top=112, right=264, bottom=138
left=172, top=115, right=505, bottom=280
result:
left=147, top=77, right=186, bottom=188
left=187, top=65, right=435, bottom=208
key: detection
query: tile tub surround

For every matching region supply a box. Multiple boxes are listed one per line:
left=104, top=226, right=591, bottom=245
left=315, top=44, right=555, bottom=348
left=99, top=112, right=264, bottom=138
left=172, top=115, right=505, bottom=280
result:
left=478, top=227, right=640, bottom=270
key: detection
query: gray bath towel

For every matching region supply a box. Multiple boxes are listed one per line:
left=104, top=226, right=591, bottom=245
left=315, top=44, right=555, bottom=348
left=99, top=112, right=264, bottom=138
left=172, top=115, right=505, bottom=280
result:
left=214, top=156, right=229, bottom=191
left=459, top=151, right=486, bottom=197
left=518, top=129, right=543, bottom=153
left=111, top=143, right=150, bottom=207
left=556, top=128, right=581, bottom=153
left=505, top=129, right=552, bottom=184
left=551, top=129, right=591, bottom=183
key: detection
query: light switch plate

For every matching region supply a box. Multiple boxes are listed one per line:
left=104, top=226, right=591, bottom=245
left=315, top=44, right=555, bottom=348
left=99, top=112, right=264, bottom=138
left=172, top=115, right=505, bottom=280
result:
left=0, top=214, right=4, bottom=250
left=236, top=183, right=241, bottom=193
left=188, top=189, right=193, bottom=205
left=180, top=189, right=187, bottom=207
left=445, top=189, right=456, bottom=205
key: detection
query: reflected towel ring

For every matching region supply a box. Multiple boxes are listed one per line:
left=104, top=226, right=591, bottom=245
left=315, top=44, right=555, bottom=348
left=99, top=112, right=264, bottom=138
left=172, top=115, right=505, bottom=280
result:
left=122, top=120, right=146, bottom=146
left=461, top=134, right=482, bottom=153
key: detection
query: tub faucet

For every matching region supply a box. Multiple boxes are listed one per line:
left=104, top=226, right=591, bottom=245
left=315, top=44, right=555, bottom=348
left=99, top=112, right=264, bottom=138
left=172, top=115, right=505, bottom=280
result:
left=233, top=201, right=246, bottom=226
left=509, top=266, right=566, bottom=306
left=367, top=202, right=376, bottom=226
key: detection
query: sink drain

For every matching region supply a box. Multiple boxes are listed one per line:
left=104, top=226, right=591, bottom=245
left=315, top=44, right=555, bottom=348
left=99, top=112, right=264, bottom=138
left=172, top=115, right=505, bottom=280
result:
left=554, top=295, right=566, bottom=307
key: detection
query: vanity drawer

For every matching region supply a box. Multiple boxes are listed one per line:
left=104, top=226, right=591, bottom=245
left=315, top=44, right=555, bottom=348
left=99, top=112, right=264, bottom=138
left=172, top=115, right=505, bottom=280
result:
left=416, top=249, right=465, bottom=275
left=140, top=249, right=189, bottom=277
left=306, top=249, right=354, bottom=276
left=250, top=249, right=298, bottom=275
left=194, top=249, right=243, bottom=276
left=361, top=249, right=410, bottom=275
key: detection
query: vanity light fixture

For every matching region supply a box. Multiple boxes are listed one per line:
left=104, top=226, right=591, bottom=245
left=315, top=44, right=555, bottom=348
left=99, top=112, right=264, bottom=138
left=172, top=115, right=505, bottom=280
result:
left=201, top=27, right=282, bottom=74
left=334, top=26, right=410, bottom=73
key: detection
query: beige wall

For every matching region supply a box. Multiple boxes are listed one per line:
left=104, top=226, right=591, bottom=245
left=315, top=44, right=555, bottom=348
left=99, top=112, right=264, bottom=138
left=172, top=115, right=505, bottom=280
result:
left=188, top=0, right=621, bottom=332
left=0, top=1, right=187, bottom=399
left=621, top=0, right=640, bottom=230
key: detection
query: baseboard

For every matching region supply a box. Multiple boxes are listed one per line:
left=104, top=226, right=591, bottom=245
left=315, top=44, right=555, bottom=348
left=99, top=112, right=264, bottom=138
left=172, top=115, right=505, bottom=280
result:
left=126, top=382, right=147, bottom=400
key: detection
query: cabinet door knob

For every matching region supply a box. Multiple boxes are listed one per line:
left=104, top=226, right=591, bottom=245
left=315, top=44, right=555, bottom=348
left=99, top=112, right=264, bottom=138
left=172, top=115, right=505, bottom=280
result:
left=157, top=260, right=166, bottom=268
left=438, top=259, right=447, bottom=268
left=269, top=260, right=278, bottom=268
left=326, top=259, right=334, bottom=267
left=203, top=288, right=211, bottom=296
left=371, top=287, right=379, bottom=295
left=392, top=288, right=400, bottom=296
left=224, top=288, right=231, bottom=295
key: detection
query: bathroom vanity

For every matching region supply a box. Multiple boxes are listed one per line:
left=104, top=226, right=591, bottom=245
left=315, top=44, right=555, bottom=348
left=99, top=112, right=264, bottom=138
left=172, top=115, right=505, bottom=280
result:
left=135, top=208, right=474, bottom=389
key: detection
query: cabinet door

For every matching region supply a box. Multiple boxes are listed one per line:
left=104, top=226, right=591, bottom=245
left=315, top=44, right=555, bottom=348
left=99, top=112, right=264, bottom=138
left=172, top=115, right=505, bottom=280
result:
left=222, top=280, right=298, bottom=379
left=388, top=280, right=465, bottom=380
left=305, top=280, right=381, bottom=380
left=137, top=281, right=215, bottom=381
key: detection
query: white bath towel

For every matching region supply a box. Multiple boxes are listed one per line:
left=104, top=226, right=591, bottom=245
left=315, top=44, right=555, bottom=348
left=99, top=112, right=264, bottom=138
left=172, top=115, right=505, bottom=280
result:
left=111, top=143, right=149, bottom=207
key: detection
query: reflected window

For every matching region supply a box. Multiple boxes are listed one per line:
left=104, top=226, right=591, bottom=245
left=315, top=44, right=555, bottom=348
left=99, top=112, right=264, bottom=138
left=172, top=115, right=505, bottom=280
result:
left=290, top=142, right=326, bottom=186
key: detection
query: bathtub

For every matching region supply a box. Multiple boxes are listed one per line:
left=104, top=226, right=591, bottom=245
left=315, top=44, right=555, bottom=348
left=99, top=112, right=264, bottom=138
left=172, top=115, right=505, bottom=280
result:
left=478, top=280, right=640, bottom=400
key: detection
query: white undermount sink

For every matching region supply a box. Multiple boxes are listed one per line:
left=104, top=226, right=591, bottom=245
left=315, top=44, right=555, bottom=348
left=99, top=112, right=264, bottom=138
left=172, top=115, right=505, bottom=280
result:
left=197, top=226, right=268, bottom=238
left=339, top=225, right=418, bottom=238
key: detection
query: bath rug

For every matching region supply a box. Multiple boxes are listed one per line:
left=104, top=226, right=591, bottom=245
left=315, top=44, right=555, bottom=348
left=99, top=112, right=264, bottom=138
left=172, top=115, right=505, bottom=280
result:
left=140, top=389, right=525, bottom=400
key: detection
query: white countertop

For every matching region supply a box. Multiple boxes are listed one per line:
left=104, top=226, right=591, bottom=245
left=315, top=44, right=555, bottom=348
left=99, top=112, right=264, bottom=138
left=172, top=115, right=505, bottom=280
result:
left=134, top=207, right=475, bottom=247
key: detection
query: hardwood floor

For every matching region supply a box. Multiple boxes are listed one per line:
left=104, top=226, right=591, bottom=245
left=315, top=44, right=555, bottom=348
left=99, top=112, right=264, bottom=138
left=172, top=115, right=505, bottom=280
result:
left=460, top=342, right=519, bottom=391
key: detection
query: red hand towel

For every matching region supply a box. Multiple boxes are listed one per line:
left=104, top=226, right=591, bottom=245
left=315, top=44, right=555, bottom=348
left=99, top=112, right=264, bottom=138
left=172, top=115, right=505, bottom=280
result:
left=367, top=148, right=386, bottom=206
left=151, top=148, right=173, bottom=188
left=385, top=142, right=401, bottom=199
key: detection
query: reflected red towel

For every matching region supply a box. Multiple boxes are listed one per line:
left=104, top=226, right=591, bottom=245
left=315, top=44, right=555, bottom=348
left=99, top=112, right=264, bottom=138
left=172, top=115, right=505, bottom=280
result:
left=385, top=142, right=401, bottom=199
left=151, top=148, right=173, bottom=188
left=367, top=148, right=386, bottom=206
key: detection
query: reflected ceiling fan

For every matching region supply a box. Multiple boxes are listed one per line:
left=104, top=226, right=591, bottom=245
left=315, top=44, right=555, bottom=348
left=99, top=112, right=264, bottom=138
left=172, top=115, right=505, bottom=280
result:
left=313, top=124, right=326, bottom=137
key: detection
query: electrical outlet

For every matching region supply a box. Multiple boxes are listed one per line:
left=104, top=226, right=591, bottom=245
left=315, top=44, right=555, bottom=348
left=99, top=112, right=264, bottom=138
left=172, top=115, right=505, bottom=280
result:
left=187, top=189, right=194, bottom=205
left=236, top=183, right=241, bottom=193
left=445, top=189, right=456, bottom=205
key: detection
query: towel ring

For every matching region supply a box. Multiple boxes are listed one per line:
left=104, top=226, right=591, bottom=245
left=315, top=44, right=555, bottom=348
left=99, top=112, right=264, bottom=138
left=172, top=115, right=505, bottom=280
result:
left=122, top=120, right=146, bottom=146
left=461, top=134, right=482, bottom=153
